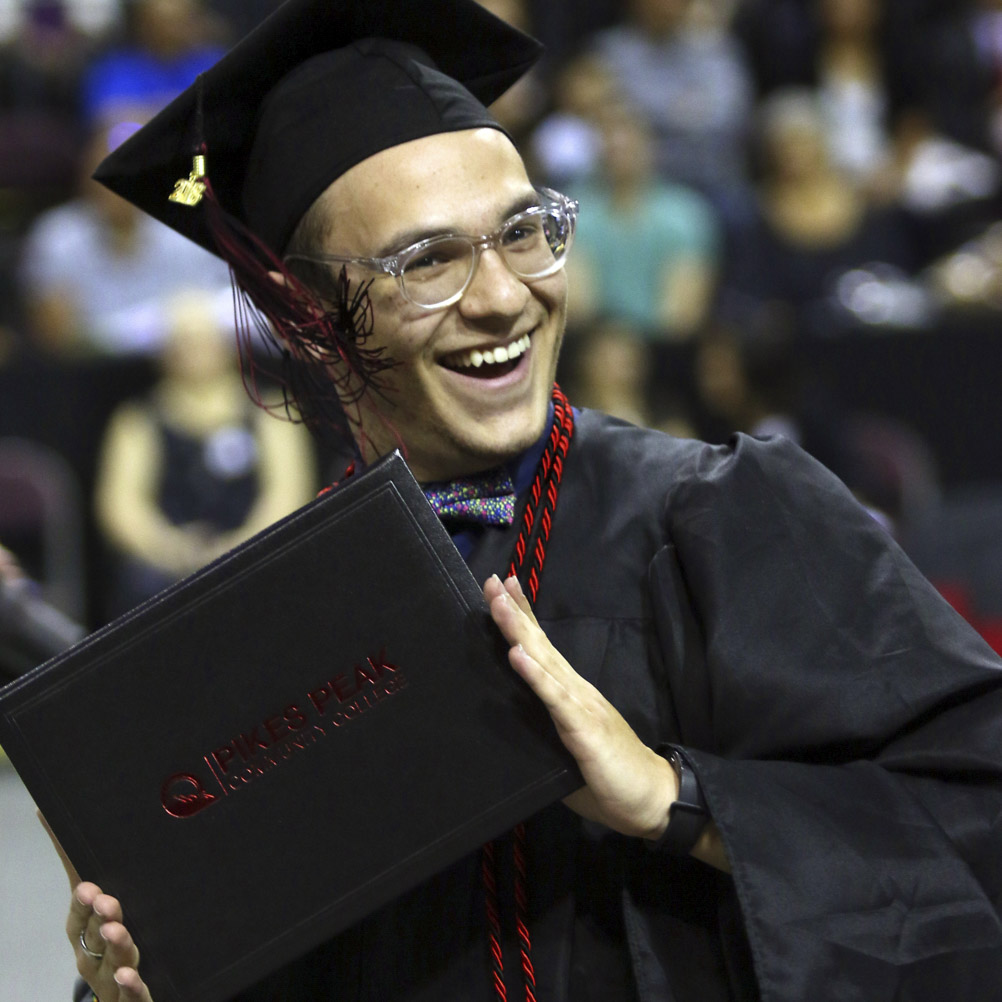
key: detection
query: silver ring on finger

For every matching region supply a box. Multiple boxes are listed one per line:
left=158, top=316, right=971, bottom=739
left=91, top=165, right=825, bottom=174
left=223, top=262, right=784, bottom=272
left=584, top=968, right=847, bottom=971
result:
left=79, top=928, right=105, bottom=961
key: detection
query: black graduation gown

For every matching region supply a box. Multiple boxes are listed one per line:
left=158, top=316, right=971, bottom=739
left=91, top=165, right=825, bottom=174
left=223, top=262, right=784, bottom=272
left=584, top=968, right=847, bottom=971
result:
left=113, top=407, right=1002, bottom=1002
left=464, top=408, right=1002, bottom=1001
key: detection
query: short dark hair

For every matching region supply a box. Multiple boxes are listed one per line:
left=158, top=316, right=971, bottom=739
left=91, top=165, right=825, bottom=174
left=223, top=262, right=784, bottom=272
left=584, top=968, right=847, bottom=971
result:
left=283, top=187, right=340, bottom=299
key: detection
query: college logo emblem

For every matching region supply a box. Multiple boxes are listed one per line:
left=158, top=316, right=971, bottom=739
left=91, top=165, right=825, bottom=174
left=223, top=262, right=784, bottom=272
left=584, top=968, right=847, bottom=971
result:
left=160, top=772, right=218, bottom=818
left=161, top=651, right=407, bottom=818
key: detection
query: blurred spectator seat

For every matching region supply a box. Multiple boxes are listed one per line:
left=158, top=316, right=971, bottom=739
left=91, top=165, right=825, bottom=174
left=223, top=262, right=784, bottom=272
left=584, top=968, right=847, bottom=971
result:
left=902, top=484, right=1002, bottom=655
left=0, top=437, right=85, bottom=621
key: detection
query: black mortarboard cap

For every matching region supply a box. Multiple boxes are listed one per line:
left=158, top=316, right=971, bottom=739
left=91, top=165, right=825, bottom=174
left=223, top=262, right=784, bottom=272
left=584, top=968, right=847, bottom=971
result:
left=93, top=0, right=543, bottom=259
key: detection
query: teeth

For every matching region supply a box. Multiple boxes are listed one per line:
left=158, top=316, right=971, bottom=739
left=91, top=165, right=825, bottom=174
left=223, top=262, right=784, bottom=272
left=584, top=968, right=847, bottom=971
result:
left=446, top=334, right=531, bottom=371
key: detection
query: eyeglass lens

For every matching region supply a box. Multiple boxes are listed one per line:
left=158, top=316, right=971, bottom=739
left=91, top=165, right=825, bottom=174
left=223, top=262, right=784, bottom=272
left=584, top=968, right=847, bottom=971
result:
left=399, top=206, right=571, bottom=307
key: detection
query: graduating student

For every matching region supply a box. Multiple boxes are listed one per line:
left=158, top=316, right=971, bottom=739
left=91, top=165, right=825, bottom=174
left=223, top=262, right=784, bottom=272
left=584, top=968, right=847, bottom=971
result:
left=65, top=1, right=1002, bottom=1000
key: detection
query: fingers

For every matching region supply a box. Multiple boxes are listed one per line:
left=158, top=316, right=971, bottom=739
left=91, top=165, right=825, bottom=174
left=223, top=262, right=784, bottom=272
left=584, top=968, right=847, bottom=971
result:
left=483, top=574, right=551, bottom=669
left=70, top=883, right=126, bottom=967
left=68, top=881, right=103, bottom=946
left=506, top=636, right=583, bottom=724
left=484, top=574, right=605, bottom=744
left=113, top=966, right=155, bottom=1001
left=484, top=573, right=678, bottom=841
left=68, top=883, right=151, bottom=1001
left=498, top=574, right=537, bottom=624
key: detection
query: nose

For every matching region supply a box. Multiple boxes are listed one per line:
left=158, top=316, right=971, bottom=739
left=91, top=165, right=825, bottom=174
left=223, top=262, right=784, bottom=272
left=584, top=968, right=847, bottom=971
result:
left=457, top=244, right=530, bottom=320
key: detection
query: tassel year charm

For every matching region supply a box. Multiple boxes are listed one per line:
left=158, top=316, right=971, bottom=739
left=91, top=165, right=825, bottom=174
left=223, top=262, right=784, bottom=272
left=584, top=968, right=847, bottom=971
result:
left=169, top=154, right=207, bottom=206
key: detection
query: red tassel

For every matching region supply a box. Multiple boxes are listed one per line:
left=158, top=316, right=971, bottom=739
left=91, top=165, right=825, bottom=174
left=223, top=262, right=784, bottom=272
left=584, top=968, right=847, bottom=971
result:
left=187, top=160, right=402, bottom=459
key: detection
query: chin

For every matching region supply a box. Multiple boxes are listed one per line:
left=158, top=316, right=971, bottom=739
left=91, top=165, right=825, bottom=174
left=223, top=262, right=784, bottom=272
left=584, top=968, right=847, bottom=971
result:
left=397, top=369, right=557, bottom=480
left=423, top=421, right=542, bottom=481
left=468, top=422, right=547, bottom=471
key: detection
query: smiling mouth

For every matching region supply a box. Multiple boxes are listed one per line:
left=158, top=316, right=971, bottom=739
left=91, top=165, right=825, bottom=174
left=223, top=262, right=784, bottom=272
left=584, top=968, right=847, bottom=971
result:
left=440, top=333, right=531, bottom=378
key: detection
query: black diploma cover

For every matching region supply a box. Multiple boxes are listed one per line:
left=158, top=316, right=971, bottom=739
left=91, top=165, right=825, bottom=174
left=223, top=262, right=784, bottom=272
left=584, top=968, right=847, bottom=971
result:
left=0, top=452, right=580, bottom=1002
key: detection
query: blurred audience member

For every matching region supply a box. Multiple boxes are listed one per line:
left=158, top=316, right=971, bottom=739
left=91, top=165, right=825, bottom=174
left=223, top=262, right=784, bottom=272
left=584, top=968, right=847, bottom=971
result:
left=0, top=1, right=104, bottom=123
left=811, top=0, right=893, bottom=191
left=18, top=126, right=231, bottom=357
left=93, top=290, right=316, bottom=618
left=892, top=111, right=1001, bottom=218
left=589, top=0, right=756, bottom=222
left=565, top=108, right=722, bottom=340
left=528, top=51, right=622, bottom=188
left=82, top=0, right=225, bottom=128
left=0, top=0, right=121, bottom=43
left=926, top=220, right=1002, bottom=313
left=737, top=0, right=915, bottom=195
left=567, top=320, right=655, bottom=428
left=0, top=1, right=109, bottom=345
left=692, top=316, right=818, bottom=448
left=725, top=87, right=915, bottom=336
left=887, top=105, right=1002, bottom=265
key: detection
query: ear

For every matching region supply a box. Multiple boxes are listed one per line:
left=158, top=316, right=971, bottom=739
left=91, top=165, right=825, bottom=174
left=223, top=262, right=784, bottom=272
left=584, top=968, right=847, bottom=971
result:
left=267, top=268, right=328, bottom=333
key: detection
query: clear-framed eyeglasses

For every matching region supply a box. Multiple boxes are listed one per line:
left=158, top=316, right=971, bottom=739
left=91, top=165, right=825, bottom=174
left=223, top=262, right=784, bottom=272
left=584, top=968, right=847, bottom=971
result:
left=285, top=186, right=579, bottom=311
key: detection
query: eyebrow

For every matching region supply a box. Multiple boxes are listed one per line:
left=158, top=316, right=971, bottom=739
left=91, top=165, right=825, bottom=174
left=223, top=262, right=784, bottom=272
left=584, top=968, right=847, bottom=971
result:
left=373, top=190, right=542, bottom=259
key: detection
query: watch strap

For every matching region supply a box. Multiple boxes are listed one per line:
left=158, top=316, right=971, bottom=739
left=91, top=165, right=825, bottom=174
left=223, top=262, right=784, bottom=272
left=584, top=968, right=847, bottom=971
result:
left=650, top=744, right=708, bottom=855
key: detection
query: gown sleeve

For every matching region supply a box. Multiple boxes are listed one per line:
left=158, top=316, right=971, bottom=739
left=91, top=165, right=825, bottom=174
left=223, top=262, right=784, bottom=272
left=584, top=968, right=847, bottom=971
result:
left=650, top=433, right=1002, bottom=1000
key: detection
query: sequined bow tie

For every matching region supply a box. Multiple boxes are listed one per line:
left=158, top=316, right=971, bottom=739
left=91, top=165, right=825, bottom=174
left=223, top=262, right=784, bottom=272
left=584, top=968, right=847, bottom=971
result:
left=423, top=468, right=516, bottom=526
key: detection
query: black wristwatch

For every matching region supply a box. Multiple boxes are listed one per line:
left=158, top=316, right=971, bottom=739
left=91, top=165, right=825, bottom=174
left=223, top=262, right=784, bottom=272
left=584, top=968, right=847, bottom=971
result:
left=651, top=744, right=708, bottom=855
